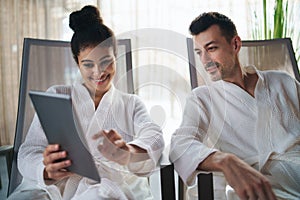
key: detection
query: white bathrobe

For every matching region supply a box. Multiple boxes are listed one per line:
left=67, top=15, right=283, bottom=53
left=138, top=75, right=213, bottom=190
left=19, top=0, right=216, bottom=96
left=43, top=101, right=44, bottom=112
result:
left=170, top=67, right=300, bottom=199
left=16, top=83, right=164, bottom=200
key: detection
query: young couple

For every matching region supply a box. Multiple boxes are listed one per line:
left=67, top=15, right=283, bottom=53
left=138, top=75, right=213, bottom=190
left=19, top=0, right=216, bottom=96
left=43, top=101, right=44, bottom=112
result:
left=8, top=5, right=299, bottom=200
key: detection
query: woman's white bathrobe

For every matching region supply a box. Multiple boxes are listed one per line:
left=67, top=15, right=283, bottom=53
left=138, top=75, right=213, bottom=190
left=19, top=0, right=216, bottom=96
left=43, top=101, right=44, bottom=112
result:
left=170, top=67, right=300, bottom=199
left=16, top=83, right=164, bottom=200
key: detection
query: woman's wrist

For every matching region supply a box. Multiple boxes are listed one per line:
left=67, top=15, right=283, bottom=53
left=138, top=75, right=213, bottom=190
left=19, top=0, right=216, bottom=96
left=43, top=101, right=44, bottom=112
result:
left=43, top=168, right=52, bottom=180
left=128, top=144, right=149, bottom=163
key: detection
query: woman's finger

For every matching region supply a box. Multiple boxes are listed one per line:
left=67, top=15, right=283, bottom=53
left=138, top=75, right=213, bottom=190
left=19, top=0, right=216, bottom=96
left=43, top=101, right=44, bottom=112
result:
left=92, top=130, right=105, bottom=140
left=46, top=160, right=72, bottom=172
left=43, top=151, right=68, bottom=165
left=105, top=129, right=122, bottom=141
left=114, top=139, right=126, bottom=148
left=43, top=144, right=60, bottom=157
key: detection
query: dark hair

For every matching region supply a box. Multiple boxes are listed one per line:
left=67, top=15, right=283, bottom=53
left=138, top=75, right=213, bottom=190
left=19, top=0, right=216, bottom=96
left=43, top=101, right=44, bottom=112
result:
left=69, top=5, right=116, bottom=64
left=189, top=12, right=237, bottom=43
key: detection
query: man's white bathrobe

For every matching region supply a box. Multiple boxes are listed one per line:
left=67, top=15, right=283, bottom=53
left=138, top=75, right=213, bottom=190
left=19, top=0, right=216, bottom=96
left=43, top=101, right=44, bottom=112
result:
left=16, top=84, right=164, bottom=200
left=170, top=67, right=300, bottom=199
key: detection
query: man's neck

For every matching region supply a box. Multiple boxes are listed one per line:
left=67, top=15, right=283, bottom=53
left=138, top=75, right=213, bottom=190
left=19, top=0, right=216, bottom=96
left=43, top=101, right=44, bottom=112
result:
left=243, top=73, right=259, bottom=97
left=223, top=71, right=258, bottom=98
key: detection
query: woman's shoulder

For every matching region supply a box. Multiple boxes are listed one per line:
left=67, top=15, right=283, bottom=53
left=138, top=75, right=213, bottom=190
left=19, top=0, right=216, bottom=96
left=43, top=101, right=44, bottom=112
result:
left=45, top=84, right=73, bottom=95
left=114, top=89, right=144, bottom=105
left=114, top=88, right=134, bottom=97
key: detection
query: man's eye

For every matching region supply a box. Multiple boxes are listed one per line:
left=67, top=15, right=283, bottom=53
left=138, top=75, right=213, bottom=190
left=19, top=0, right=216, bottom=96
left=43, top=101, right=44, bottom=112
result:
left=196, top=51, right=202, bottom=57
left=207, top=47, right=217, bottom=52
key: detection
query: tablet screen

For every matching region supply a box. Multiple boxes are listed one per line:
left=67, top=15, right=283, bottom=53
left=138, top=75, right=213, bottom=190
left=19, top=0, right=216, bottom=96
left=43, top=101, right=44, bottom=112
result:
left=29, top=90, right=101, bottom=182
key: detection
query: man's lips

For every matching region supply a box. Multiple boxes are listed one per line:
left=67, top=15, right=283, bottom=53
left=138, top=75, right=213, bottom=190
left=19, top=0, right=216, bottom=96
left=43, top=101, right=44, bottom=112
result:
left=205, top=62, right=219, bottom=73
left=205, top=66, right=218, bottom=73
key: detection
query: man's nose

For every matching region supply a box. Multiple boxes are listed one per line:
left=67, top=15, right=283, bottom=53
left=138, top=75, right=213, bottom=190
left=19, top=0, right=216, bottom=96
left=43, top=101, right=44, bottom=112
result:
left=200, top=51, right=212, bottom=65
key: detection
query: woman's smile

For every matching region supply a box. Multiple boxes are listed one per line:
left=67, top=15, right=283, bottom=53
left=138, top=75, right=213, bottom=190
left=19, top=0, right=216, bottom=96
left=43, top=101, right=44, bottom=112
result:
left=92, top=73, right=111, bottom=85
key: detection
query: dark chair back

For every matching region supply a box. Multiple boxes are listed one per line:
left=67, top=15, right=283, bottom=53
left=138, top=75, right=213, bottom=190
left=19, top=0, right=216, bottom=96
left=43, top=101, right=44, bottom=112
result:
left=186, top=37, right=299, bottom=200
left=8, top=38, right=134, bottom=195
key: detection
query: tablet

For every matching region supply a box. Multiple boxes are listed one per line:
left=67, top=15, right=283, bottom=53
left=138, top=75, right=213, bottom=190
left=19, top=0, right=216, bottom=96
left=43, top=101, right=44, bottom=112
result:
left=29, top=90, right=101, bottom=182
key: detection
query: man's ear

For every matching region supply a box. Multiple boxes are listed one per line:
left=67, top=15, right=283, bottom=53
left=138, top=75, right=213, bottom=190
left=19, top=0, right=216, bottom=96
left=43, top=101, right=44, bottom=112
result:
left=232, top=36, right=242, bottom=52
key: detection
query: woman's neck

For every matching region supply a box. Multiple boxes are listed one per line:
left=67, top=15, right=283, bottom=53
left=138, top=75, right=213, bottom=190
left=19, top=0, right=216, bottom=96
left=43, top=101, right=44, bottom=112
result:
left=94, top=96, right=101, bottom=109
left=83, top=84, right=109, bottom=109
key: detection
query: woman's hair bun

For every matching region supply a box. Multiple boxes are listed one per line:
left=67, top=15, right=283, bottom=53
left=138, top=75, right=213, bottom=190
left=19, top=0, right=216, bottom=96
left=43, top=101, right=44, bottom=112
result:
left=69, top=5, right=103, bottom=32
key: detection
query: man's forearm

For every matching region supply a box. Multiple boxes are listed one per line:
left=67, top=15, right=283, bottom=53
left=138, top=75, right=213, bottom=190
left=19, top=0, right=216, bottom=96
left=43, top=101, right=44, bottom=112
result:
left=197, top=151, right=277, bottom=199
left=197, top=151, right=232, bottom=172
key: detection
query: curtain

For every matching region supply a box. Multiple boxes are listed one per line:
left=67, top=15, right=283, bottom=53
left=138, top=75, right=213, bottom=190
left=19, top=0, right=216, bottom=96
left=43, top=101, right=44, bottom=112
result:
left=0, top=0, right=97, bottom=145
left=1, top=0, right=299, bottom=145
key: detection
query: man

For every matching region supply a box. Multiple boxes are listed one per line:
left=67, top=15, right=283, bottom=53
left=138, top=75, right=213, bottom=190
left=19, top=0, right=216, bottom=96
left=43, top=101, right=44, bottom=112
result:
left=170, top=12, right=299, bottom=200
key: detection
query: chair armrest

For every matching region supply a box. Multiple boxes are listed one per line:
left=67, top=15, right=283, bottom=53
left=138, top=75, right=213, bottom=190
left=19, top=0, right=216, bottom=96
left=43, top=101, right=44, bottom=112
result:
left=0, top=145, right=14, bottom=177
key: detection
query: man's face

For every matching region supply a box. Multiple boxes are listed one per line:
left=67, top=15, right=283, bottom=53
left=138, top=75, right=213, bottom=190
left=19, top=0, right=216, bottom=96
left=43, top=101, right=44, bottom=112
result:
left=193, top=24, right=240, bottom=82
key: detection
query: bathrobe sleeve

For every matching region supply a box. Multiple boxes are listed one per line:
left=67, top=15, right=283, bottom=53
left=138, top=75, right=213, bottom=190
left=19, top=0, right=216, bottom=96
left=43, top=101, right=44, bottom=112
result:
left=126, top=95, right=165, bottom=176
left=169, top=89, right=218, bottom=185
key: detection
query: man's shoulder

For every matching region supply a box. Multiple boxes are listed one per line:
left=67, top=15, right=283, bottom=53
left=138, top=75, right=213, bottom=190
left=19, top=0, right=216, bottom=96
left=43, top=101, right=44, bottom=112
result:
left=257, top=70, right=299, bottom=93
left=192, top=84, right=210, bottom=95
left=259, top=70, right=295, bottom=83
left=192, top=81, right=224, bottom=94
left=259, top=69, right=292, bottom=78
left=190, top=82, right=224, bottom=102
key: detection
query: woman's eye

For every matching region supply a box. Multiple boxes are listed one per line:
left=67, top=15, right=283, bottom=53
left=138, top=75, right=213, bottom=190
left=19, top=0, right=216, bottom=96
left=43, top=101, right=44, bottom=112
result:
left=83, top=63, right=94, bottom=68
left=100, top=59, right=113, bottom=67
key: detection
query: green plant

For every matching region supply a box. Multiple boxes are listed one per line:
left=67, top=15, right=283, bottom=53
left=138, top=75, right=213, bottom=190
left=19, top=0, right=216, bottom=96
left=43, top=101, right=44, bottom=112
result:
left=252, top=0, right=300, bottom=69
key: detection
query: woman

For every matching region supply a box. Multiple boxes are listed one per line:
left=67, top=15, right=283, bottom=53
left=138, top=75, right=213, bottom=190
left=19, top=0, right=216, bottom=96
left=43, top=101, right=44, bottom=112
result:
left=9, top=5, right=164, bottom=200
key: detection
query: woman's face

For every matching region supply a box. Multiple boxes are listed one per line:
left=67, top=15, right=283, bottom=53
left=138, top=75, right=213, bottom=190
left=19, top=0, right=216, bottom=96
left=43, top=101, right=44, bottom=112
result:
left=78, top=45, right=116, bottom=97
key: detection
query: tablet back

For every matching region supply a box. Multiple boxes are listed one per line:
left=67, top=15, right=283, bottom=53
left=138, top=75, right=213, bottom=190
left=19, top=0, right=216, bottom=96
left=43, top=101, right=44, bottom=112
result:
left=29, top=90, right=101, bottom=182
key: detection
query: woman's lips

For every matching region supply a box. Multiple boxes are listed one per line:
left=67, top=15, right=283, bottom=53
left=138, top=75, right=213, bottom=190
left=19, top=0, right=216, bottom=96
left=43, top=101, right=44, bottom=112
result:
left=94, top=74, right=110, bottom=85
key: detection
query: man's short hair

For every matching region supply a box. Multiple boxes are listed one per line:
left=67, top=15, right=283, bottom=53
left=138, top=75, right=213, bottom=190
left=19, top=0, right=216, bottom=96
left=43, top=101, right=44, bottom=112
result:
left=189, top=12, right=237, bottom=43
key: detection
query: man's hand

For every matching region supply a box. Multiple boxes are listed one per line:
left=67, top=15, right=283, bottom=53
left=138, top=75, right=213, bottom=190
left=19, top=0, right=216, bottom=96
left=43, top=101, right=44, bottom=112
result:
left=43, top=144, right=73, bottom=180
left=199, top=152, right=277, bottom=200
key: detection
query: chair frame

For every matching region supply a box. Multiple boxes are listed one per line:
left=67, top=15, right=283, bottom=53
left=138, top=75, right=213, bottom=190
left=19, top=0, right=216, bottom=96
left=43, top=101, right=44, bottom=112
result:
left=241, top=38, right=300, bottom=81
left=6, top=37, right=177, bottom=200
left=7, top=38, right=134, bottom=196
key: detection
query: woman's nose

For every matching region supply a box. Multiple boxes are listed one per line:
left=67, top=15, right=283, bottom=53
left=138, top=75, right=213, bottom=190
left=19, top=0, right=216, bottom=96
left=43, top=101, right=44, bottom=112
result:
left=91, top=64, right=101, bottom=75
left=91, top=63, right=106, bottom=75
